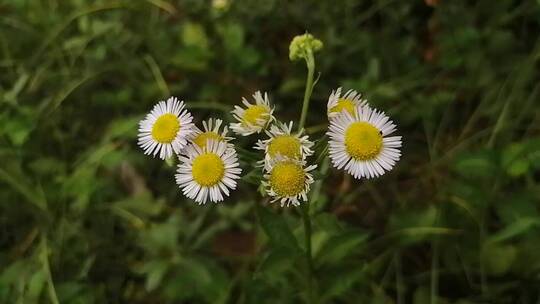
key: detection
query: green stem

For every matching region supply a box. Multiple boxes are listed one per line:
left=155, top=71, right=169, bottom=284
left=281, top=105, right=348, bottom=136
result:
left=301, top=204, right=314, bottom=303
left=396, top=254, right=404, bottom=304
left=40, top=235, right=60, bottom=304
left=431, top=206, right=442, bottom=304
left=431, top=240, right=439, bottom=304
left=298, top=48, right=315, bottom=130
left=298, top=47, right=316, bottom=304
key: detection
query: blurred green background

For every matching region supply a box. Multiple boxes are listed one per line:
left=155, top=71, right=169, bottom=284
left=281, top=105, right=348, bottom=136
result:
left=1, top=0, right=540, bottom=303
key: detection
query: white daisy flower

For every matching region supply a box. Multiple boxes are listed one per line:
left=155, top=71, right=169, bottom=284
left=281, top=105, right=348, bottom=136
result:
left=175, top=140, right=242, bottom=204
left=191, top=118, right=233, bottom=149
left=230, top=91, right=275, bottom=136
left=327, top=87, right=368, bottom=119
left=262, top=156, right=317, bottom=207
left=254, top=121, right=314, bottom=165
left=327, top=105, right=402, bottom=179
left=138, top=97, right=195, bottom=160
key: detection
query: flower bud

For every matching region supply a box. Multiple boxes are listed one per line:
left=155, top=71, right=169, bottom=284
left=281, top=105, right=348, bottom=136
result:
left=289, top=33, right=323, bottom=61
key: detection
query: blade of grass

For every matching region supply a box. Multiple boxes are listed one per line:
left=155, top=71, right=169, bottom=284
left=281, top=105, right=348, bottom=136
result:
left=144, top=0, right=177, bottom=14
left=32, top=2, right=126, bottom=64
left=143, top=55, right=170, bottom=97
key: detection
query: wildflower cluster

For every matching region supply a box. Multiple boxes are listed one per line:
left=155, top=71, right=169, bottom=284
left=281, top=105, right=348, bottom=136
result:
left=137, top=34, right=402, bottom=207
left=137, top=91, right=401, bottom=206
left=236, top=98, right=317, bottom=207
left=138, top=97, right=241, bottom=204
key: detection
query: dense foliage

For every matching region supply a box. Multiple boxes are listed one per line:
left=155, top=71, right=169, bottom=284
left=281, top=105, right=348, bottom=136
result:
left=1, top=0, right=539, bottom=303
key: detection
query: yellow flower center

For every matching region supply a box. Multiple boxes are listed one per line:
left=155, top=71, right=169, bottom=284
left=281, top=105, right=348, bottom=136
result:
left=151, top=113, right=180, bottom=143
left=269, top=161, right=305, bottom=197
left=242, top=105, right=269, bottom=126
left=344, top=122, right=383, bottom=160
left=267, top=135, right=301, bottom=159
left=329, top=98, right=356, bottom=116
left=191, top=153, right=225, bottom=187
left=193, top=131, right=222, bottom=148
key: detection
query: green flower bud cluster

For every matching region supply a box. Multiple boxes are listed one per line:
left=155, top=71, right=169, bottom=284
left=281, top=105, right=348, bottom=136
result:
left=289, top=33, right=323, bottom=61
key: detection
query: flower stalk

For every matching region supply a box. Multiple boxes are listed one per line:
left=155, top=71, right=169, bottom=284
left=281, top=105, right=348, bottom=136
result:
left=293, top=34, right=320, bottom=303
left=301, top=203, right=315, bottom=303
left=299, top=48, right=315, bottom=131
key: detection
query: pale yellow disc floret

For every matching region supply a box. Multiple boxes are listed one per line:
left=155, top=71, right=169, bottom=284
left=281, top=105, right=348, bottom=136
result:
left=151, top=113, right=180, bottom=143
left=344, top=122, right=383, bottom=160
left=193, top=131, right=222, bottom=148
left=191, top=153, right=225, bottom=187
left=267, top=135, right=301, bottom=159
left=242, top=105, right=269, bottom=126
left=329, top=98, right=356, bottom=116
left=269, top=161, right=305, bottom=197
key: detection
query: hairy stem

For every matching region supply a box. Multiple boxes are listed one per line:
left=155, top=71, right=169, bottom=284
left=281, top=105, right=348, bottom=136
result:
left=301, top=203, right=314, bottom=303
left=298, top=48, right=315, bottom=131
left=298, top=47, right=316, bottom=304
left=431, top=240, right=439, bottom=304
left=396, top=252, right=404, bottom=304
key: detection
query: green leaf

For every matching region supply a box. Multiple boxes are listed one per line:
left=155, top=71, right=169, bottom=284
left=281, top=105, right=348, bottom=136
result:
left=413, top=287, right=430, bottom=304
left=172, top=47, right=212, bottom=71
left=482, top=243, right=517, bottom=275
left=320, top=266, right=366, bottom=302
left=145, top=260, right=169, bottom=291
left=0, top=107, right=36, bottom=146
left=56, top=282, right=86, bottom=303
left=182, top=22, right=209, bottom=49
left=316, top=230, right=369, bottom=265
left=256, top=206, right=300, bottom=252
left=495, top=193, right=538, bottom=225
left=218, top=22, right=244, bottom=51
left=390, top=205, right=438, bottom=230
left=139, top=213, right=182, bottom=252
left=507, top=159, right=529, bottom=176
left=487, top=217, right=540, bottom=244
left=502, top=139, right=540, bottom=177
left=3, top=73, right=29, bottom=104
left=28, top=157, right=65, bottom=176
left=453, top=151, right=498, bottom=179
left=257, top=247, right=297, bottom=277
left=26, top=270, right=46, bottom=302
left=164, top=258, right=229, bottom=302
left=103, top=116, right=139, bottom=141
left=0, top=162, right=47, bottom=212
